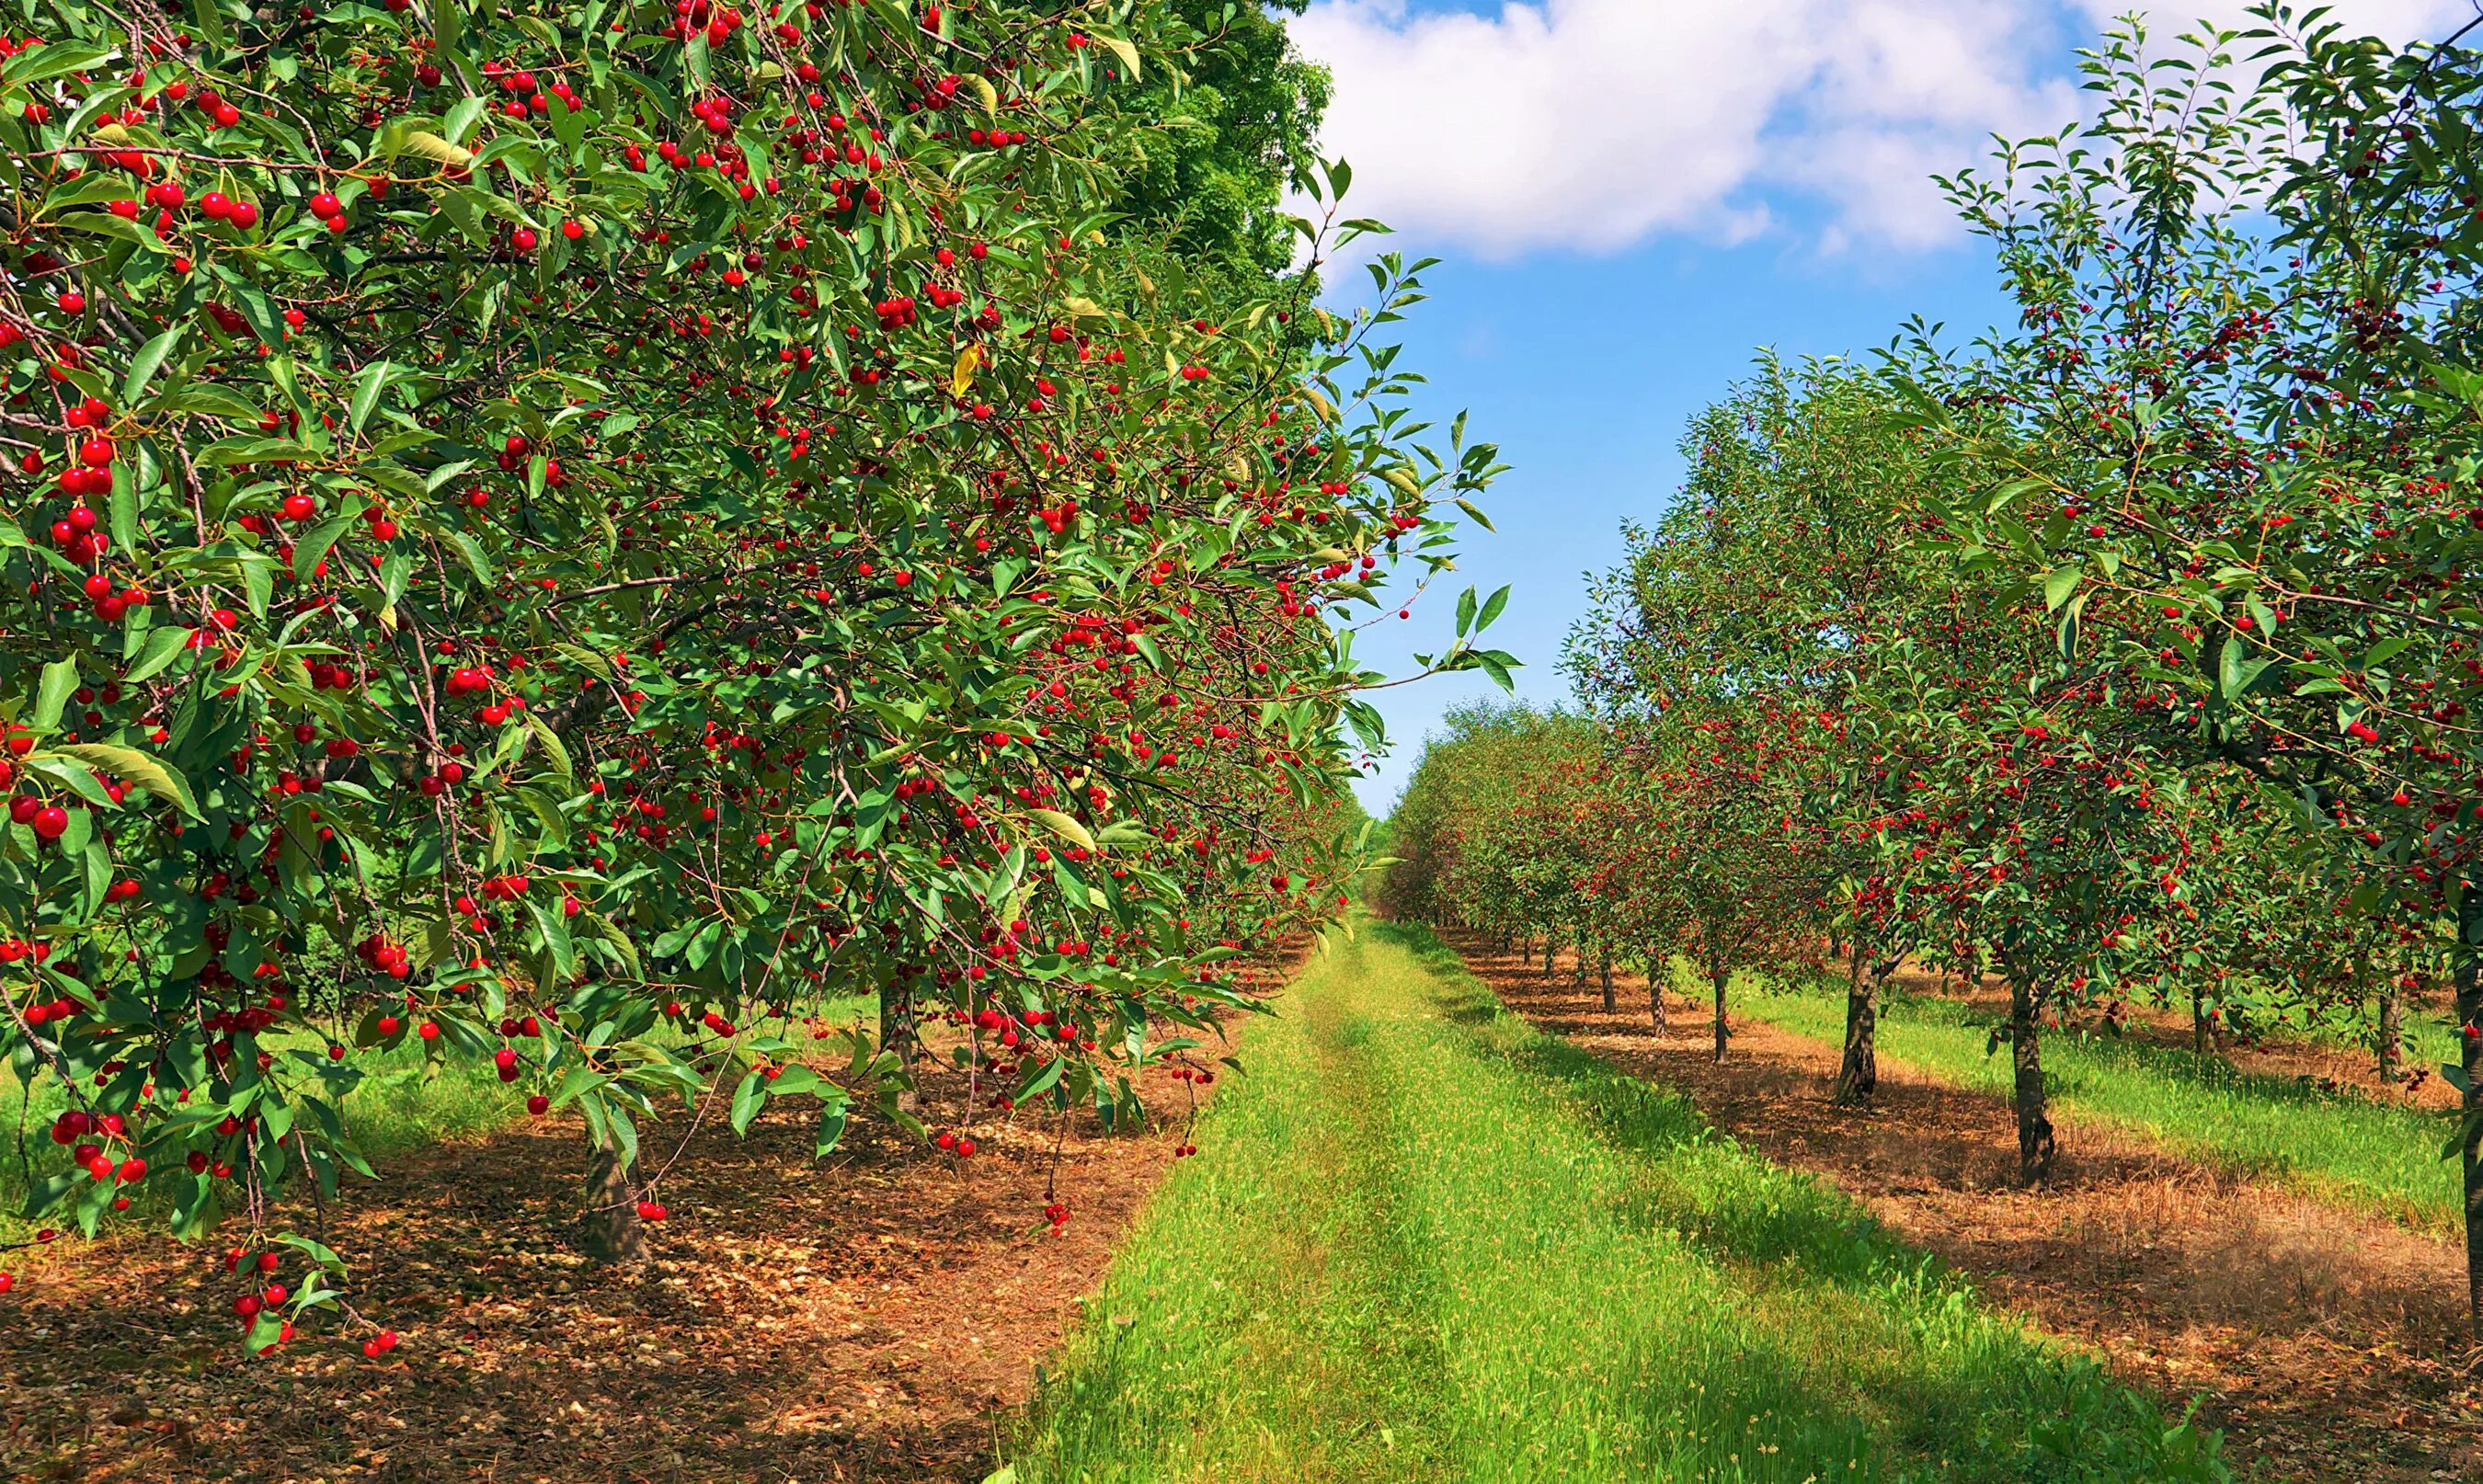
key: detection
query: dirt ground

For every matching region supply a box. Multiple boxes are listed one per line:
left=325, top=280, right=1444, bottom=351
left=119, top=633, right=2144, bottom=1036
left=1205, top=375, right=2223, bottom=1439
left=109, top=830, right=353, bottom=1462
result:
left=0, top=1052, right=1208, bottom=1484
left=1457, top=932, right=2483, bottom=1484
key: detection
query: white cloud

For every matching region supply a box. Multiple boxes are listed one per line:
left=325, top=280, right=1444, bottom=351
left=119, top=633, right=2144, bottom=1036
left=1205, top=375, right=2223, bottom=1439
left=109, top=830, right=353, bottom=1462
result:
left=1290, top=0, right=2074, bottom=259
left=2069, top=0, right=2477, bottom=40
left=1289, top=0, right=2481, bottom=261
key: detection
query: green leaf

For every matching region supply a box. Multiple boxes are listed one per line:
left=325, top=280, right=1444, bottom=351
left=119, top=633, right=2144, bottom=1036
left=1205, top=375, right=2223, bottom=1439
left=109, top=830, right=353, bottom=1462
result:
left=814, top=1100, right=849, bottom=1157
left=52, top=742, right=202, bottom=819
left=2042, top=565, right=2081, bottom=613
left=82, top=837, right=111, bottom=915
left=121, top=326, right=183, bottom=405
left=2218, top=637, right=2272, bottom=701
left=523, top=712, right=573, bottom=780
left=1476, top=584, right=1510, bottom=632
left=123, top=626, right=194, bottom=683
left=292, top=514, right=356, bottom=582
left=109, top=466, right=139, bottom=561
left=32, top=658, right=76, bottom=732
left=729, top=1068, right=765, bottom=1136
left=1015, top=1056, right=1064, bottom=1102
left=5, top=40, right=112, bottom=86
left=241, top=556, right=275, bottom=620
left=348, top=360, right=400, bottom=433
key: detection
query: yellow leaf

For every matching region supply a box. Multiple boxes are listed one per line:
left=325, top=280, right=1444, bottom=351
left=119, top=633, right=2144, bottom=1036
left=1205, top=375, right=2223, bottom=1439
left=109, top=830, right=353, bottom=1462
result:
left=1098, top=34, right=1140, bottom=80
left=952, top=344, right=981, bottom=398
left=968, top=74, right=999, bottom=118
left=1302, top=384, right=1339, bottom=424
left=1383, top=467, right=1423, bottom=499
left=1028, top=808, right=1096, bottom=854
left=402, top=131, right=474, bottom=168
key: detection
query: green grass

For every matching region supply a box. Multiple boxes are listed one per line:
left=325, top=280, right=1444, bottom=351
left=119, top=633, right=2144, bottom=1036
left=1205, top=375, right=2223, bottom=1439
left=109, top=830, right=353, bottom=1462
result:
left=1732, top=979, right=2457, bottom=1234
left=1007, top=919, right=2226, bottom=1484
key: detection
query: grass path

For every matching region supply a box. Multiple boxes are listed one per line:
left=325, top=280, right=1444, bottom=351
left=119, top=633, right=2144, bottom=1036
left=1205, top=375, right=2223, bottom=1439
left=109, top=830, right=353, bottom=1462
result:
left=1731, top=980, right=2456, bottom=1234
left=1006, top=919, right=2225, bottom=1483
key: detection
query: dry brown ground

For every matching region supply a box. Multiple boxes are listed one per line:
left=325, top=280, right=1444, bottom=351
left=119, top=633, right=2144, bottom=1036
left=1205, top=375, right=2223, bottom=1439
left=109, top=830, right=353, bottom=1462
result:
left=0, top=1051, right=1209, bottom=1484
left=1459, top=931, right=2483, bottom=1484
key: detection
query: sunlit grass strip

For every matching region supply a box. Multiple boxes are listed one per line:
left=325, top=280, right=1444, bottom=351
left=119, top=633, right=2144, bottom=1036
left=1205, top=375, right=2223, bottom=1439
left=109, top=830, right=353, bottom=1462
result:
left=1008, top=919, right=2216, bottom=1483
left=1734, top=979, right=2456, bottom=1235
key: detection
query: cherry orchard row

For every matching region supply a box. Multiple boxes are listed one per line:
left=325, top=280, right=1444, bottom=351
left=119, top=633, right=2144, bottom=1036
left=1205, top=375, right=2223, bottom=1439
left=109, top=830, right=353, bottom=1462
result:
left=1390, top=6, right=2483, bottom=1321
left=0, top=0, right=1510, bottom=1353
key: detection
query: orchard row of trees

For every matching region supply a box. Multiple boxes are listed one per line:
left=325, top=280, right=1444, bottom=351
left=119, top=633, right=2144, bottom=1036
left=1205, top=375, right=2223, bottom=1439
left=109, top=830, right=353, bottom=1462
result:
left=1389, top=6, right=2483, bottom=1317
left=0, top=0, right=1509, bottom=1349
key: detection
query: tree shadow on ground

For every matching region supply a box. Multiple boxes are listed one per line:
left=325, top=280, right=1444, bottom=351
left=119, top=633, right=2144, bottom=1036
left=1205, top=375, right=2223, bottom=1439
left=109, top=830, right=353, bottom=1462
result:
left=1, top=1056, right=1194, bottom=1484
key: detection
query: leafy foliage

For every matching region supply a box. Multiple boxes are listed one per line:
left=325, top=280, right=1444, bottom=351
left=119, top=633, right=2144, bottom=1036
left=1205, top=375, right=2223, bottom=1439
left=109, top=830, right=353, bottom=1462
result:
left=0, top=0, right=1503, bottom=1348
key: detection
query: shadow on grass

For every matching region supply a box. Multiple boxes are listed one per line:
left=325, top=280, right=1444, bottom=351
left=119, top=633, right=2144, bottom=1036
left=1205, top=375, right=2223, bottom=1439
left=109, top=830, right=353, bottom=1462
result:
left=1871, top=988, right=2436, bottom=1117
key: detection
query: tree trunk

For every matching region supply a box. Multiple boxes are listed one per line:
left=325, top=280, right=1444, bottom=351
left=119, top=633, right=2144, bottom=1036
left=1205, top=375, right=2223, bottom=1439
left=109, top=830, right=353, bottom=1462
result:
left=1711, top=962, right=1730, bottom=1064
left=1835, top=948, right=1882, bottom=1107
left=2375, top=959, right=2403, bottom=1086
left=880, top=984, right=919, bottom=1113
left=1646, top=954, right=1668, bottom=1033
left=1573, top=945, right=1588, bottom=989
left=1599, top=953, right=1616, bottom=1013
left=581, top=1139, right=646, bottom=1266
left=2191, top=984, right=2214, bottom=1056
left=2457, top=886, right=2483, bottom=1327
left=1520, top=935, right=1533, bottom=967
left=2008, top=977, right=2055, bottom=1185
left=1543, top=923, right=1562, bottom=980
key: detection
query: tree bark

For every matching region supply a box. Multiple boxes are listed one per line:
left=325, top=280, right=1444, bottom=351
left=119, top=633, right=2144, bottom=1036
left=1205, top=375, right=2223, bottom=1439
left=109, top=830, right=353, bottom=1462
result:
left=1543, top=923, right=1563, bottom=980
left=2191, top=983, right=2215, bottom=1056
left=581, top=1139, right=646, bottom=1266
left=2375, top=958, right=2403, bottom=1086
left=2457, top=886, right=2483, bottom=1327
left=880, top=983, right=919, bottom=1113
left=1599, top=953, right=1616, bottom=1012
left=1711, top=961, right=1730, bottom=1063
left=1520, top=935, right=1533, bottom=967
left=2008, top=976, right=2055, bottom=1185
left=1645, top=954, right=1668, bottom=1033
left=1835, top=948, right=1883, bottom=1107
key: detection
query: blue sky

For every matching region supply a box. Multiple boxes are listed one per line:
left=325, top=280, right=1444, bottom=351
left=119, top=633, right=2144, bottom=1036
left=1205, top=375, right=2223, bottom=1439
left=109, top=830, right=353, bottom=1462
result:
left=1337, top=217, right=2013, bottom=810
left=1305, top=0, right=2480, bottom=811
